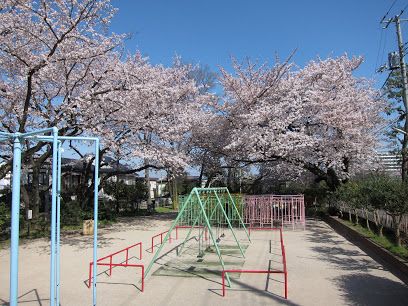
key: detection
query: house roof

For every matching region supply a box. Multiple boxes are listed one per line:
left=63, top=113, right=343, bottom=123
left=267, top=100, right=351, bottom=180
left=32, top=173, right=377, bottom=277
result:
left=61, top=156, right=138, bottom=176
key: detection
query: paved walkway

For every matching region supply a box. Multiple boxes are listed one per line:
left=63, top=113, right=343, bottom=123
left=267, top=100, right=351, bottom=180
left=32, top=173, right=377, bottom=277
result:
left=1, top=216, right=407, bottom=305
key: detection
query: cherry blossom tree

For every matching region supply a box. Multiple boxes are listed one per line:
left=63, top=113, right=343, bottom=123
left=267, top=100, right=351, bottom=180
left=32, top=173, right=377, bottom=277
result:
left=0, top=0, right=127, bottom=217
left=83, top=55, right=215, bottom=174
left=0, top=0, right=124, bottom=176
left=0, top=0, right=213, bottom=213
left=218, top=55, right=385, bottom=190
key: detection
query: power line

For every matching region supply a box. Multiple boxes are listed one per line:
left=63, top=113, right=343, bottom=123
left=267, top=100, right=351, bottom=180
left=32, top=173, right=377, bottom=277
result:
left=375, top=26, right=385, bottom=73
left=380, top=0, right=397, bottom=23
left=380, top=30, right=388, bottom=67
left=399, top=2, right=408, bottom=17
left=381, top=70, right=393, bottom=89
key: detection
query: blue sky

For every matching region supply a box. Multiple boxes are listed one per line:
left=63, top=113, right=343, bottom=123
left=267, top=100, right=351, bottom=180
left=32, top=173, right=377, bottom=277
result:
left=110, top=0, right=407, bottom=88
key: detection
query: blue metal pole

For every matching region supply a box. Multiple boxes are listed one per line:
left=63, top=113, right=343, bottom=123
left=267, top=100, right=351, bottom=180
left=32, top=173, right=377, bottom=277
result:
left=30, top=136, right=99, bottom=142
left=92, top=139, right=100, bottom=306
left=50, top=127, right=58, bottom=306
left=9, top=134, right=22, bottom=306
left=21, top=127, right=56, bottom=137
left=0, top=131, right=13, bottom=137
left=56, top=142, right=62, bottom=306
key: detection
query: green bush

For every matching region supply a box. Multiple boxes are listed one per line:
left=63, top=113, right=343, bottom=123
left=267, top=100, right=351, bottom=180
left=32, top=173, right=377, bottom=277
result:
left=333, top=175, right=408, bottom=247
left=60, top=200, right=83, bottom=226
left=0, top=202, right=11, bottom=234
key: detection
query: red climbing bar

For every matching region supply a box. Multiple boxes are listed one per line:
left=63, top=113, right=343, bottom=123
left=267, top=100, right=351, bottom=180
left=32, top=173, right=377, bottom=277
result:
left=94, top=263, right=145, bottom=292
left=97, top=242, right=143, bottom=263
left=221, top=269, right=287, bottom=298
left=222, top=228, right=288, bottom=299
left=109, top=256, right=113, bottom=276
left=87, top=242, right=143, bottom=288
left=248, top=227, right=281, bottom=236
left=88, top=262, right=93, bottom=288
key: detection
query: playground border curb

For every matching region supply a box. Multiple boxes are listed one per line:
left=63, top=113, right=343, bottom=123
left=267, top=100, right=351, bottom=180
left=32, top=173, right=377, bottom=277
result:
left=324, top=215, right=408, bottom=285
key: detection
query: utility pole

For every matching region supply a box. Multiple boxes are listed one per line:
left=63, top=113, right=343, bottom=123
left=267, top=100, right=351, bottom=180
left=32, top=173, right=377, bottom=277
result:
left=382, top=13, right=408, bottom=180
left=395, top=15, right=408, bottom=180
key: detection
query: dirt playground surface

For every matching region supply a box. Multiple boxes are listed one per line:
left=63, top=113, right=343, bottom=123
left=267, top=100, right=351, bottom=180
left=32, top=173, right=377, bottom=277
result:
left=1, top=215, right=408, bottom=306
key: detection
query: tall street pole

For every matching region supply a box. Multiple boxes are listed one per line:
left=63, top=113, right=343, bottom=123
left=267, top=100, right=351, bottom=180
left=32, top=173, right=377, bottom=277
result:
left=395, top=15, right=408, bottom=180
left=383, top=13, right=408, bottom=179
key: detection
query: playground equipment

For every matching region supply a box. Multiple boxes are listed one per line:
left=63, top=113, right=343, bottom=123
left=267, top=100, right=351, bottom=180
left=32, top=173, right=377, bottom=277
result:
left=0, top=128, right=100, bottom=306
left=88, top=242, right=144, bottom=292
left=221, top=227, right=287, bottom=298
left=145, top=187, right=250, bottom=286
left=243, top=194, right=305, bottom=229
left=149, top=230, right=174, bottom=252
left=178, top=192, right=244, bottom=228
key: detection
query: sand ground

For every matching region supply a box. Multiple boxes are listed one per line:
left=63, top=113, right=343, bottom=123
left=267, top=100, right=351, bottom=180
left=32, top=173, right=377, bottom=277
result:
left=1, top=215, right=408, bottom=306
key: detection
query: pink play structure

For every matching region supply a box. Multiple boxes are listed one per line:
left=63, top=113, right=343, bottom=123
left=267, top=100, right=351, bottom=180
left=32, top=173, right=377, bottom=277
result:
left=243, top=194, right=305, bottom=229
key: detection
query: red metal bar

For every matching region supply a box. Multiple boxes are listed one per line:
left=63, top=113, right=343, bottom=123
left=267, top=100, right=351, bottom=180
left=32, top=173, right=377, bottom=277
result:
left=88, top=241, right=143, bottom=288
left=248, top=227, right=281, bottom=236
left=150, top=230, right=176, bottom=252
left=222, top=271, right=225, bottom=297
left=95, top=263, right=144, bottom=292
left=222, top=269, right=287, bottom=298
left=139, top=243, right=142, bottom=260
left=141, top=265, right=145, bottom=292
left=97, top=242, right=142, bottom=263
left=109, top=256, right=113, bottom=276
left=151, top=236, right=154, bottom=252
left=88, top=262, right=93, bottom=288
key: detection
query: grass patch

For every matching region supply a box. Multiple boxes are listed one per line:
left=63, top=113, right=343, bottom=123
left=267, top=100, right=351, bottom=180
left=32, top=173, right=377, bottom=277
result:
left=341, top=219, right=408, bottom=261
left=155, top=206, right=176, bottom=213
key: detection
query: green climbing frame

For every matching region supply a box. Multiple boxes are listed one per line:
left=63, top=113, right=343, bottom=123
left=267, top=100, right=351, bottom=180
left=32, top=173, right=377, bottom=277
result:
left=145, top=187, right=250, bottom=286
left=178, top=192, right=245, bottom=228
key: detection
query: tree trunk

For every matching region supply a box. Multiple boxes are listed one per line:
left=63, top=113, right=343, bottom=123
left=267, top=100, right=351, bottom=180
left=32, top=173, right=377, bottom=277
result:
left=354, top=209, right=359, bottom=225
left=326, top=168, right=342, bottom=191
left=227, top=167, right=232, bottom=191
left=198, top=162, right=204, bottom=187
left=393, top=216, right=402, bottom=247
left=374, top=210, right=384, bottom=237
left=145, top=161, right=151, bottom=206
left=365, top=209, right=371, bottom=232
left=348, top=209, right=352, bottom=223
left=379, top=224, right=384, bottom=237
left=21, top=185, right=30, bottom=235
left=396, top=226, right=401, bottom=247
left=30, top=162, right=41, bottom=220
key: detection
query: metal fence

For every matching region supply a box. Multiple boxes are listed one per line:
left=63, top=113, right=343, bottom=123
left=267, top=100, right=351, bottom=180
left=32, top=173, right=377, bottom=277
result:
left=336, top=203, right=408, bottom=234
left=243, top=194, right=305, bottom=229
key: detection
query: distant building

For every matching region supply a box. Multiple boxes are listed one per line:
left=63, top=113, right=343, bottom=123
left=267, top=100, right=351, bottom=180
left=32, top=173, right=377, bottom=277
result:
left=377, top=152, right=401, bottom=176
left=0, top=171, right=11, bottom=190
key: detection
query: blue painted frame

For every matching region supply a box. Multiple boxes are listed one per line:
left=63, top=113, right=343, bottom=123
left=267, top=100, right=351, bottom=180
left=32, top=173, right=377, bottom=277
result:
left=0, top=129, right=100, bottom=306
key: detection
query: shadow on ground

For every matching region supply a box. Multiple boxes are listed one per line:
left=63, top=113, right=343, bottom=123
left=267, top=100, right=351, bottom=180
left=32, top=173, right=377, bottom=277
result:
left=305, top=220, right=383, bottom=272
left=334, top=273, right=408, bottom=306
left=21, top=234, right=124, bottom=254
left=209, top=276, right=300, bottom=306
left=0, top=288, right=49, bottom=306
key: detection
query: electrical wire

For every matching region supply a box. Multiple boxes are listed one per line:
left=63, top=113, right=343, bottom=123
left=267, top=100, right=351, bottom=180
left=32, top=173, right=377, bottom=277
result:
left=375, top=28, right=385, bottom=73
left=399, top=2, right=408, bottom=17
left=381, top=0, right=397, bottom=23
left=381, top=71, right=393, bottom=89
left=380, top=30, right=388, bottom=70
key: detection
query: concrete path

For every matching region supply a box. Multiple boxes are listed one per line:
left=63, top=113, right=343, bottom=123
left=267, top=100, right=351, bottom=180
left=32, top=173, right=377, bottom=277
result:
left=1, top=216, right=407, bottom=305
